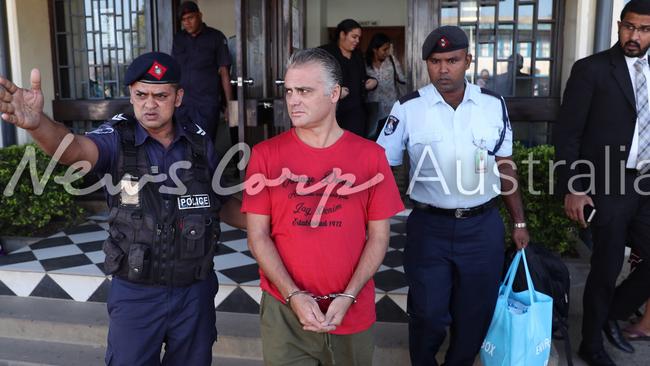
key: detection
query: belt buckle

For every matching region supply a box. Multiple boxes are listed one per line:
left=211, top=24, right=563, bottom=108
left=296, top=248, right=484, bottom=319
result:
left=455, top=208, right=469, bottom=219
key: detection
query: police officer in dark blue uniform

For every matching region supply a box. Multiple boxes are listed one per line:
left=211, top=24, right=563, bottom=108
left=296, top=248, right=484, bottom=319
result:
left=0, top=52, right=245, bottom=365
left=377, top=26, right=530, bottom=366
left=173, top=1, right=233, bottom=142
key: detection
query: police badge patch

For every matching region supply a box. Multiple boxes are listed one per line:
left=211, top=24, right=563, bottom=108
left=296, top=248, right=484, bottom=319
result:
left=384, top=115, right=400, bottom=135
left=178, top=194, right=211, bottom=210
left=147, top=61, right=167, bottom=80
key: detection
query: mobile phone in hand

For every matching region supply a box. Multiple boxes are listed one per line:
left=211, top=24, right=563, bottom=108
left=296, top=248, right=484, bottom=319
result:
left=584, top=205, right=596, bottom=224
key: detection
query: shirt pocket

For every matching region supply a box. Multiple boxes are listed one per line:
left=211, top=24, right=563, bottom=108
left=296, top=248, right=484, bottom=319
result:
left=408, top=132, right=442, bottom=172
left=471, top=124, right=502, bottom=153
left=173, top=45, right=189, bottom=65
left=409, top=132, right=442, bottom=145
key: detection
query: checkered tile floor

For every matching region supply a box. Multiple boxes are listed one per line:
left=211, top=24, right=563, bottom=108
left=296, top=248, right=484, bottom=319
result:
left=0, top=211, right=411, bottom=322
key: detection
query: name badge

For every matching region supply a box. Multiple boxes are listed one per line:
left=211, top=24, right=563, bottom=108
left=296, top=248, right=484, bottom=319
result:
left=177, top=194, right=211, bottom=210
left=475, top=139, right=487, bottom=174
left=120, top=175, right=140, bottom=207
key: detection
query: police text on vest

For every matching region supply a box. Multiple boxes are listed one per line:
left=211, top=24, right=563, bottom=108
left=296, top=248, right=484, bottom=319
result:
left=177, top=194, right=211, bottom=210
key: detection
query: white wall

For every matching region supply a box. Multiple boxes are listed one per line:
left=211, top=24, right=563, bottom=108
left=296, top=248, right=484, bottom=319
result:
left=197, top=0, right=236, bottom=37
left=306, top=0, right=328, bottom=47
left=561, top=0, right=629, bottom=94
left=561, top=0, right=597, bottom=94
left=305, top=0, right=408, bottom=47
left=326, top=0, right=407, bottom=27
left=6, top=0, right=54, bottom=145
left=612, top=0, right=631, bottom=44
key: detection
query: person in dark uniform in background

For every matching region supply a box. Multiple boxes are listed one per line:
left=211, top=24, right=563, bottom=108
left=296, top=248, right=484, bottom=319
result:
left=494, top=53, right=532, bottom=97
left=320, top=19, right=377, bottom=137
left=0, top=51, right=245, bottom=365
left=555, top=1, right=650, bottom=364
left=377, top=26, right=529, bottom=366
left=173, top=1, right=233, bottom=142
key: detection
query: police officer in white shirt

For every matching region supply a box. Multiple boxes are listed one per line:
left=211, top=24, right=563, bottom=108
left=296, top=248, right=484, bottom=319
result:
left=377, top=26, right=530, bottom=366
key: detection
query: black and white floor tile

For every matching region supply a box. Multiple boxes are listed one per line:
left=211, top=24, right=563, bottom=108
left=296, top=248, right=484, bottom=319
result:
left=0, top=211, right=411, bottom=322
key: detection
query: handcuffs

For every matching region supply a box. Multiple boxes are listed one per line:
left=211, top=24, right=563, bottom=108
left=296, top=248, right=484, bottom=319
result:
left=285, top=290, right=357, bottom=304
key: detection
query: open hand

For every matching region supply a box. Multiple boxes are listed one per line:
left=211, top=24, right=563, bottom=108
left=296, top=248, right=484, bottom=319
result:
left=0, top=69, right=44, bottom=130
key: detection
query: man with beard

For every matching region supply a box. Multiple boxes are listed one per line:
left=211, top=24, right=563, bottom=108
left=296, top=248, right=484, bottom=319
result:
left=555, top=1, right=650, bottom=364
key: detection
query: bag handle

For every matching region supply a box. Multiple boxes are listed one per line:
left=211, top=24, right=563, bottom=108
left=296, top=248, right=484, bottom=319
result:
left=502, top=250, right=520, bottom=295
left=503, top=248, right=537, bottom=305
left=502, top=251, right=520, bottom=292
left=389, top=55, right=406, bottom=85
left=520, top=248, right=539, bottom=303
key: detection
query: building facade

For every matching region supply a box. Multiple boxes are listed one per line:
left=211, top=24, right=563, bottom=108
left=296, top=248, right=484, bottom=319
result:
left=0, top=0, right=630, bottom=148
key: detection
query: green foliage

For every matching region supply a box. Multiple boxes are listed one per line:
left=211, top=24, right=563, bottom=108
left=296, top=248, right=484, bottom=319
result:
left=499, top=142, right=576, bottom=255
left=0, top=144, right=85, bottom=236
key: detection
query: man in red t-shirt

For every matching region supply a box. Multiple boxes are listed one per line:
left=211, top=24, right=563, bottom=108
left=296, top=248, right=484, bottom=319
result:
left=241, top=48, right=404, bottom=365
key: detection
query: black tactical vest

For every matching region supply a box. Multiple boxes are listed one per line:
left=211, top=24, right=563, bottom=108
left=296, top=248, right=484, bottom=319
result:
left=101, top=116, right=220, bottom=287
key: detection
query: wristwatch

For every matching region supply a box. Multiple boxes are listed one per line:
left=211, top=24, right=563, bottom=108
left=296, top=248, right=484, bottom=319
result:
left=514, top=222, right=527, bottom=229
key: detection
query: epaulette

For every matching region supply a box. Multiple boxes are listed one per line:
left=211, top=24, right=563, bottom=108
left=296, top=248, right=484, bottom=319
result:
left=180, top=121, right=208, bottom=153
left=480, top=88, right=510, bottom=156
left=180, top=122, right=210, bottom=183
left=399, top=91, right=421, bottom=105
left=183, top=122, right=208, bottom=137
left=480, top=88, right=502, bottom=100
left=107, top=113, right=135, bottom=126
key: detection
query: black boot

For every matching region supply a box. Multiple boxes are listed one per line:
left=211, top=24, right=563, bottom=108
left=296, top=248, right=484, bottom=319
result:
left=603, top=320, right=634, bottom=353
left=578, top=343, right=616, bottom=366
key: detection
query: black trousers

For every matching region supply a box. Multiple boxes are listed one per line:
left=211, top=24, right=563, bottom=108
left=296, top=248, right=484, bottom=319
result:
left=582, top=178, right=650, bottom=351
left=405, top=207, right=504, bottom=366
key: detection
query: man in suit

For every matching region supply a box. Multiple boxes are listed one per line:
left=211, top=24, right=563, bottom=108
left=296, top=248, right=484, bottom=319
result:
left=555, top=1, right=650, bottom=365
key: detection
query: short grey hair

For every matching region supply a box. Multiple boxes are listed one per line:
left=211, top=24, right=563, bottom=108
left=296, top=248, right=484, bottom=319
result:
left=286, top=48, right=342, bottom=95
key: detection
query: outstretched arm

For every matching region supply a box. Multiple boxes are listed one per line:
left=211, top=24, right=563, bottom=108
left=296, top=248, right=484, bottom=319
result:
left=0, top=69, right=99, bottom=167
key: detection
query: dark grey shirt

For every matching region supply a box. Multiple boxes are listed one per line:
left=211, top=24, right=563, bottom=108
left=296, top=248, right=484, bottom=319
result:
left=172, top=24, right=231, bottom=107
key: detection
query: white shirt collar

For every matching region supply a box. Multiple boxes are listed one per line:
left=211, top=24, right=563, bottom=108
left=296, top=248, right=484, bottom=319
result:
left=424, top=79, right=479, bottom=107
left=625, top=51, right=649, bottom=70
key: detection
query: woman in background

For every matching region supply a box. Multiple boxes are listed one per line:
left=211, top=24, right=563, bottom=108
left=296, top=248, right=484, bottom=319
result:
left=477, top=68, right=491, bottom=89
left=365, top=33, right=406, bottom=139
left=320, top=19, right=377, bottom=137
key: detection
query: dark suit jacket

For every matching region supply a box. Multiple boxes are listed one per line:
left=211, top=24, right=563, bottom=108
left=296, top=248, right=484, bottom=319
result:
left=554, top=43, right=638, bottom=198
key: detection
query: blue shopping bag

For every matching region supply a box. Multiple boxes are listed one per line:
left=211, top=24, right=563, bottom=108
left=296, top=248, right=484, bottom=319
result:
left=480, top=248, right=554, bottom=366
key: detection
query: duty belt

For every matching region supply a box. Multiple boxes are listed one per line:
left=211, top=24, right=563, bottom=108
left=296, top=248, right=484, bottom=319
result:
left=412, top=198, right=497, bottom=219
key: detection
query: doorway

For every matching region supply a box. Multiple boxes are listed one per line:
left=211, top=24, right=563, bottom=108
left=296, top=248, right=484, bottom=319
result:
left=219, top=0, right=409, bottom=147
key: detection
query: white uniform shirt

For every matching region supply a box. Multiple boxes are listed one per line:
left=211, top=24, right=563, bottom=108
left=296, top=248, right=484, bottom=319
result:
left=624, top=51, right=650, bottom=169
left=376, top=82, right=512, bottom=209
